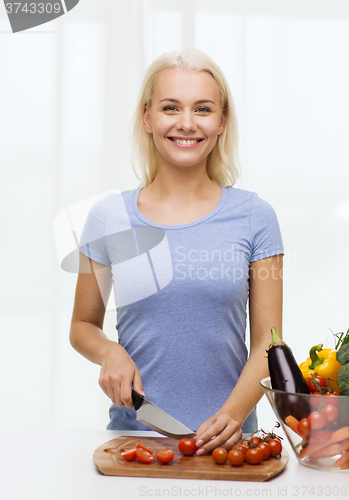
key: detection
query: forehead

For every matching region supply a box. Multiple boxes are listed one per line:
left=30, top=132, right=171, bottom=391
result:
left=152, top=68, right=221, bottom=104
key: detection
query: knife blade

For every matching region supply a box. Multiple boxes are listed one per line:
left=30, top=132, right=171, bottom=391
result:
left=131, top=390, right=196, bottom=439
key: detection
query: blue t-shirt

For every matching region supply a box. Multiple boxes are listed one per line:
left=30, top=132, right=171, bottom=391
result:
left=79, top=186, right=284, bottom=433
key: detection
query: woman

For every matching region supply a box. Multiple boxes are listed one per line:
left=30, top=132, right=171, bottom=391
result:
left=70, top=48, right=283, bottom=456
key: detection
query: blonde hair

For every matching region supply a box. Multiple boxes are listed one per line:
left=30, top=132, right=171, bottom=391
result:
left=130, top=48, right=240, bottom=187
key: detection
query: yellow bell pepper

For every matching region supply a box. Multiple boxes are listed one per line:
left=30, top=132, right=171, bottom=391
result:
left=299, top=343, right=341, bottom=392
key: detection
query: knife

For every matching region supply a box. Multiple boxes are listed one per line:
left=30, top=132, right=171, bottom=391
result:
left=131, top=390, right=196, bottom=439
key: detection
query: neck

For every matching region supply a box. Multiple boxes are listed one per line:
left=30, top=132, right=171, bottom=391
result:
left=147, top=160, right=219, bottom=202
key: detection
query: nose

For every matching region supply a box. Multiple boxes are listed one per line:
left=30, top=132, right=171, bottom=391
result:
left=176, top=110, right=196, bottom=132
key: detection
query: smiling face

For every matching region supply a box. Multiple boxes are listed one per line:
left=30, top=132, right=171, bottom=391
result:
left=143, top=68, right=226, bottom=173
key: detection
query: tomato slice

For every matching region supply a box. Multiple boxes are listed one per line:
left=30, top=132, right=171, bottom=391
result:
left=156, top=449, right=175, bottom=465
left=136, top=447, right=154, bottom=464
left=121, top=447, right=137, bottom=461
left=136, top=443, right=153, bottom=454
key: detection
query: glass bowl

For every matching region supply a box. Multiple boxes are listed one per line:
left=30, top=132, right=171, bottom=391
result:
left=260, top=377, right=349, bottom=471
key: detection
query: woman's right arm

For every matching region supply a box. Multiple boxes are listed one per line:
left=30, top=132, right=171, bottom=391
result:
left=69, top=252, right=144, bottom=408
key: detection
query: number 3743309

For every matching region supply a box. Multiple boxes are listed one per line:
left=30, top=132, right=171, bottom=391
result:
left=5, top=2, right=62, bottom=14
left=292, top=485, right=347, bottom=497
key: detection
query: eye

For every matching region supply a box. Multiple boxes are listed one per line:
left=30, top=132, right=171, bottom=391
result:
left=196, top=107, right=211, bottom=113
left=163, top=106, right=178, bottom=112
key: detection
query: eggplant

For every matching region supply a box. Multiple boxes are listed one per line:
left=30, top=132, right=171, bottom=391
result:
left=267, top=327, right=311, bottom=421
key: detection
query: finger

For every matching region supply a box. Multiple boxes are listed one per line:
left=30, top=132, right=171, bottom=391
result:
left=132, top=370, right=145, bottom=397
left=197, top=421, right=241, bottom=455
left=196, top=429, right=231, bottom=455
left=206, top=426, right=241, bottom=453
left=99, top=378, right=115, bottom=404
left=196, top=417, right=229, bottom=448
left=119, top=373, right=134, bottom=409
left=195, top=420, right=214, bottom=446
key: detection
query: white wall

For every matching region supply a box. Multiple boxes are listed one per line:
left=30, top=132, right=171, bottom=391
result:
left=1, top=0, right=348, bottom=430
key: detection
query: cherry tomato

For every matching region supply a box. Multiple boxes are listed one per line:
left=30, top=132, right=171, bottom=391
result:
left=310, top=392, right=322, bottom=410
left=178, top=438, right=197, bottom=456
left=245, top=448, right=264, bottom=465
left=297, top=418, right=311, bottom=439
left=251, top=437, right=261, bottom=447
left=257, top=442, right=271, bottom=460
left=322, top=404, right=339, bottom=423
left=307, top=430, right=330, bottom=444
left=212, top=447, right=228, bottom=465
left=324, top=392, right=340, bottom=406
left=308, top=411, right=326, bottom=430
left=232, top=443, right=249, bottom=455
left=136, top=448, right=154, bottom=464
left=269, top=439, right=282, bottom=457
left=156, top=449, right=174, bottom=464
left=228, top=449, right=245, bottom=466
left=136, top=443, right=153, bottom=454
left=121, top=448, right=137, bottom=461
left=308, top=376, right=326, bottom=393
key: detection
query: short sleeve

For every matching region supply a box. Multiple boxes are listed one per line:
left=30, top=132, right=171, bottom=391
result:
left=79, top=199, right=111, bottom=266
left=249, top=193, right=284, bottom=262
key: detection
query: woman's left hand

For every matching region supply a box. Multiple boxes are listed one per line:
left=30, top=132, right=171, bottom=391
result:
left=194, top=413, right=242, bottom=455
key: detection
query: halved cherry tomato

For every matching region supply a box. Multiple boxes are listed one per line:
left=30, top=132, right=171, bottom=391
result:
left=178, top=438, right=197, bottom=456
left=308, top=376, right=326, bottom=393
left=136, top=448, right=154, bottom=464
left=228, top=449, right=245, bottom=466
left=212, top=447, right=228, bottom=465
left=322, top=404, right=339, bottom=423
left=156, top=449, right=174, bottom=464
left=121, top=448, right=137, bottom=461
left=298, top=418, right=311, bottom=439
left=269, top=439, right=282, bottom=457
left=245, top=448, right=264, bottom=465
left=257, top=442, right=271, bottom=460
left=136, top=443, right=153, bottom=454
left=308, top=411, right=326, bottom=430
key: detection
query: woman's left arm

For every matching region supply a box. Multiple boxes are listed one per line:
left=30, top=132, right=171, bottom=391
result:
left=195, top=254, right=283, bottom=455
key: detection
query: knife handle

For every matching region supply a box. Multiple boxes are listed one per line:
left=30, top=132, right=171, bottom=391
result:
left=131, top=389, right=144, bottom=411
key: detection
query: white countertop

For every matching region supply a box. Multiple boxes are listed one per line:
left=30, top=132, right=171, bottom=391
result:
left=0, top=429, right=348, bottom=500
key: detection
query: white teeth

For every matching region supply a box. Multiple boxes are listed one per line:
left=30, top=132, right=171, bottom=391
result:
left=172, top=139, right=200, bottom=145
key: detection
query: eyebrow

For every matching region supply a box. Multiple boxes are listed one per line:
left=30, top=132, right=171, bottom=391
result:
left=159, top=98, right=216, bottom=105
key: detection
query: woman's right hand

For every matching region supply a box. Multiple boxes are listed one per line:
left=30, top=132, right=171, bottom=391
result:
left=98, top=342, right=145, bottom=408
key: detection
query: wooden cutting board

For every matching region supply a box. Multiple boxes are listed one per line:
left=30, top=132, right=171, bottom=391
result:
left=93, top=436, right=289, bottom=482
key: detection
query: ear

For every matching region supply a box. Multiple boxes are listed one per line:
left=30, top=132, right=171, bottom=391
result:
left=143, top=105, right=153, bottom=134
left=218, top=107, right=227, bottom=135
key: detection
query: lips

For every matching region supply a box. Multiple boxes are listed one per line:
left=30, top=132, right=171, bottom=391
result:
left=167, top=137, right=204, bottom=146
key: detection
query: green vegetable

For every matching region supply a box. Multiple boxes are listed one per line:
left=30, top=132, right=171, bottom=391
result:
left=334, top=328, right=349, bottom=349
left=336, top=344, right=349, bottom=366
left=338, top=364, right=349, bottom=393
